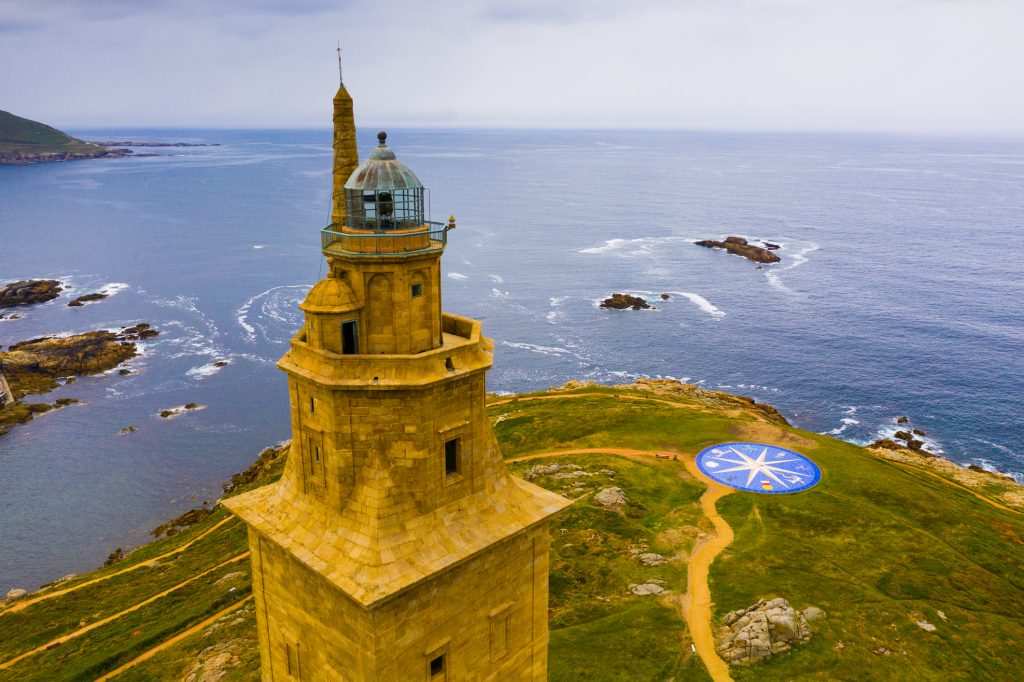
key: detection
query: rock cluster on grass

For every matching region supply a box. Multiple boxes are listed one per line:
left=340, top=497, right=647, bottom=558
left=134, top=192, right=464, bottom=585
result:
left=0, top=279, right=63, bottom=307
left=629, top=583, right=665, bottom=596
left=525, top=463, right=608, bottom=481
left=5, top=587, right=27, bottom=601
left=594, top=486, right=628, bottom=506
left=599, top=293, right=651, bottom=310
left=717, top=597, right=822, bottom=664
left=637, top=552, right=667, bottom=566
left=695, top=236, right=781, bottom=264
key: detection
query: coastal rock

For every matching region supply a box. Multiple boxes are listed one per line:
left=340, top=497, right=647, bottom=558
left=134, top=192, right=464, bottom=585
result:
left=660, top=293, right=671, bottom=300
left=0, top=279, right=63, bottom=307
left=717, top=598, right=816, bottom=665
left=600, top=293, right=651, bottom=310
left=595, top=486, right=628, bottom=506
left=121, top=323, right=160, bottom=340
left=151, top=507, right=213, bottom=537
left=896, top=416, right=910, bottom=424
left=525, top=463, right=582, bottom=479
left=0, top=328, right=151, bottom=435
left=695, top=237, right=781, bottom=264
left=802, top=606, right=826, bottom=622
left=916, top=620, right=937, bottom=632
left=629, top=583, right=665, bottom=596
left=4, top=332, right=138, bottom=378
left=67, top=292, right=109, bottom=307
left=637, top=552, right=667, bottom=566
left=5, top=588, right=27, bottom=601
left=182, top=641, right=241, bottom=682
left=764, top=242, right=781, bottom=250
left=104, top=547, right=125, bottom=566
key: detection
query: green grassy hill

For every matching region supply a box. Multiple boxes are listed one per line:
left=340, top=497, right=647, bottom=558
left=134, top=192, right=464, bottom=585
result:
left=1, top=380, right=1022, bottom=680
left=0, top=110, right=109, bottom=160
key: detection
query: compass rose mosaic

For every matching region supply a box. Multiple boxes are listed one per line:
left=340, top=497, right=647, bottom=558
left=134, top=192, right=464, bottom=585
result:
left=696, top=442, right=821, bottom=494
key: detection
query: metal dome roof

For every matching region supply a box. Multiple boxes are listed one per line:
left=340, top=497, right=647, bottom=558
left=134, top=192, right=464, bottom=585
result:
left=299, top=276, right=360, bottom=313
left=344, top=131, right=423, bottom=191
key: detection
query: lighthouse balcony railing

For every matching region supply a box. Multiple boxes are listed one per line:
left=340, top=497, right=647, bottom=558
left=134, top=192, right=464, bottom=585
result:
left=320, top=220, right=449, bottom=256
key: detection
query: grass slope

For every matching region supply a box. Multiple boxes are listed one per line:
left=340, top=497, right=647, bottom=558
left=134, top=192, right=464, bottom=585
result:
left=0, top=381, right=1021, bottom=680
left=0, top=110, right=98, bottom=154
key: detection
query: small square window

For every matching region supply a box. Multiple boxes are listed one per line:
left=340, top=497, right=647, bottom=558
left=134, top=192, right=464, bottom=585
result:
left=444, top=438, right=460, bottom=477
left=411, top=283, right=423, bottom=298
left=429, top=654, right=445, bottom=677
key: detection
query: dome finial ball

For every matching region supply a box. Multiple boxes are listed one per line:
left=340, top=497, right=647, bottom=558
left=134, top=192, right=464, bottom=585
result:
left=377, top=131, right=387, bottom=145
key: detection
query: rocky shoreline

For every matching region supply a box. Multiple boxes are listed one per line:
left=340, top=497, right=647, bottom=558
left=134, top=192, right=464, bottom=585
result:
left=0, top=141, right=217, bottom=165
left=0, top=324, right=158, bottom=435
left=0, top=147, right=133, bottom=165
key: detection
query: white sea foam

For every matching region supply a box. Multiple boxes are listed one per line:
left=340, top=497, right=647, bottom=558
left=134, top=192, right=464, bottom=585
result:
left=827, top=417, right=861, bottom=435
left=236, top=285, right=309, bottom=344
left=490, top=288, right=510, bottom=300
left=100, top=282, right=130, bottom=296
left=972, top=437, right=1017, bottom=458
left=665, top=291, right=726, bottom=319
left=579, top=236, right=696, bottom=257
left=186, top=360, right=228, bottom=379
left=253, top=244, right=266, bottom=249
left=765, top=241, right=819, bottom=294
left=447, top=272, right=469, bottom=281
left=488, top=274, right=504, bottom=284
left=501, top=341, right=571, bottom=356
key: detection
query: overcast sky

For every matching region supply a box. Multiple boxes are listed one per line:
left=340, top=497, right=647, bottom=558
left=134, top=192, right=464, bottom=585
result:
left=2, top=0, right=1023, bottom=133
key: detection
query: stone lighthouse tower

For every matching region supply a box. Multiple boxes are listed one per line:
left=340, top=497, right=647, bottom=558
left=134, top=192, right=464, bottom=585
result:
left=224, top=75, right=570, bottom=681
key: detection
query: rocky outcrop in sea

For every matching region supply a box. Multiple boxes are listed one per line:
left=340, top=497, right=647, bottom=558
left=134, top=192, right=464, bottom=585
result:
left=695, top=236, right=781, bottom=263
left=0, top=279, right=63, bottom=307
left=600, top=293, right=651, bottom=310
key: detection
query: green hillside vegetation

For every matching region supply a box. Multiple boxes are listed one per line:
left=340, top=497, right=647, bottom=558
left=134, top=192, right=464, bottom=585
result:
left=0, top=110, right=97, bottom=152
left=1, top=380, right=1022, bottom=680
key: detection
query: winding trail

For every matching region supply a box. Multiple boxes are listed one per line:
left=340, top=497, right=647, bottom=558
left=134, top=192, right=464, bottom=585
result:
left=95, top=595, right=253, bottom=682
left=0, top=516, right=238, bottom=617
left=508, top=446, right=735, bottom=681
left=681, top=457, right=736, bottom=682
left=0, top=552, right=249, bottom=672
left=891, top=460, right=1023, bottom=516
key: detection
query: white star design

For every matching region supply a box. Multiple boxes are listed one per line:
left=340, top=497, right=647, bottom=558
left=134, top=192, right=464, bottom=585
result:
left=710, top=446, right=806, bottom=489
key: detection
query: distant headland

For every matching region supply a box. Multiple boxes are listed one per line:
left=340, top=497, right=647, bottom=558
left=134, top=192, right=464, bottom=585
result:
left=0, top=110, right=216, bottom=165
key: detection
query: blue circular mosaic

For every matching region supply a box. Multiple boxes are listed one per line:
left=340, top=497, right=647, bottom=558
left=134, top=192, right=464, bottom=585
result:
left=696, top=442, right=821, bottom=494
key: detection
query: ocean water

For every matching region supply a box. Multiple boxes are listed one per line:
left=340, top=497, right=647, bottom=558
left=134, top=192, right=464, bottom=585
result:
left=1, top=128, right=1022, bottom=590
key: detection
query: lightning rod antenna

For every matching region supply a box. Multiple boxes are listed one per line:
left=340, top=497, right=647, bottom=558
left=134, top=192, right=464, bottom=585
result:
left=337, top=42, right=343, bottom=86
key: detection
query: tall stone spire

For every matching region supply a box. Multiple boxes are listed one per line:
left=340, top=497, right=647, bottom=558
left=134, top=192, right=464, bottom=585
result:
left=224, top=71, right=571, bottom=680
left=330, top=51, right=358, bottom=227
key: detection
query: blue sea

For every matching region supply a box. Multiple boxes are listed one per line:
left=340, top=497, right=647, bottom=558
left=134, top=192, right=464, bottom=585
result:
left=1, top=128, right=1022, bottom=590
